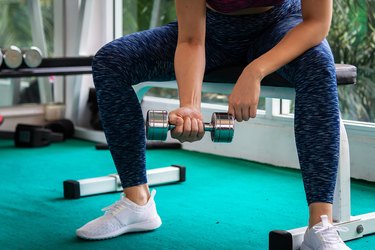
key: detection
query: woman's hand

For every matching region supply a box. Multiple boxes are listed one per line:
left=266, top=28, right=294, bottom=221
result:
left=168, top=106, right=205, bottom=143
left=228, top=65, right=263, bottom=122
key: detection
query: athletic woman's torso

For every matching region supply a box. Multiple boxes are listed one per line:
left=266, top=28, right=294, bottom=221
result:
left=206, top=0, right=285, bottom=15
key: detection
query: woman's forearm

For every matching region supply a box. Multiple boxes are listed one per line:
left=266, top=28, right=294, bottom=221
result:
left=249, top=20, right=331, bottom=79
left=174, top=42, right=205, bottom=109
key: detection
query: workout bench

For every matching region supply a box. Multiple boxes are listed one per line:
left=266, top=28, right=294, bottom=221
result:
left=131, top=64, right=375, bottom=250
left=63, top=61, right=374, bottom=249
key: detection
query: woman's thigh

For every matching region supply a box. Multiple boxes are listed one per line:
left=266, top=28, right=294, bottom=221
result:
left=92, top=22, right=179, bottom=85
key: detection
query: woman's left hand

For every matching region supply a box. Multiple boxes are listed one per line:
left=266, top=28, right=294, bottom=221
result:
left=228, top=65, right=263, bottom=122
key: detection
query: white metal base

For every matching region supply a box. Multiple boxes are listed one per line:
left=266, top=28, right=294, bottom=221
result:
left=64, top=165, right=185, bottom=199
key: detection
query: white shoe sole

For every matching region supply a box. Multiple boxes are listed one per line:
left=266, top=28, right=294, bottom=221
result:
left=77, top=216, right=162, bottom=240
left=300, top=242, right=312, bottom=250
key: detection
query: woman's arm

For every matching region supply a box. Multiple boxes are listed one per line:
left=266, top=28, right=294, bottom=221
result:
left=169, top=0, right=206, bottom=142
left=248, top=0, right=333, bottom=78
left=175, top=0, right=207, bottom=109
left=229, top=0, right=333, bottom=121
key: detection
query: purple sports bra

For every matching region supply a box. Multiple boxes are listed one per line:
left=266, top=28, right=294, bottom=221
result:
left=206, top=0, right=284, bottom=13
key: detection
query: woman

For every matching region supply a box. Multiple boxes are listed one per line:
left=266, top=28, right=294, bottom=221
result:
left=76, top=0, right=351, bottom=249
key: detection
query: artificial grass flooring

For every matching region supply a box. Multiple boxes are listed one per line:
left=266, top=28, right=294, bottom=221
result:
left=0, top=139, right=374, bottom=249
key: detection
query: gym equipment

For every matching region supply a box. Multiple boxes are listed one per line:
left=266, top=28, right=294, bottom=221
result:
left=14, top=124, right=62, bottom=147
left=146, top=110, right=235, bottom=143
left=2, top=56, right=367, bottom=247
left=131, top=64, right=375, bottom=249
left=0, top=56, right=92, bottom=78
left=3, top=46, right=23, bottom=69
left=95, top=142, right=182, bottom=150
left=0, top=119, right=74, bottom=146
left=63, top=165, right=186, bottom=199
left=45, top=119, right=75, bottom=140
left=23, top=46, right=43, bottom=68
left=13, top=119, right=74, bottom=148
left=14, top=124, right=64, bottom=147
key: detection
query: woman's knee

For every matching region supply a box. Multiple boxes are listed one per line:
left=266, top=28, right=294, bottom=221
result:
left=288, top=41, right=336, bottom=93
left=300, top=41, right=335, bottom=74
left=92, top=39, right=125, bottom=75
left=91, top=36, right=140, bottom=91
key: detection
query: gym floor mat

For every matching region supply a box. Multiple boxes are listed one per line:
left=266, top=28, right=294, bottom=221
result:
left=0, top=139, right=374, bottom=249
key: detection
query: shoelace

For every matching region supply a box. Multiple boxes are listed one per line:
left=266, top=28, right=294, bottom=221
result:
left=101, top=199, right=127, bottom=215
left=313, top=224, right=349, bottom=244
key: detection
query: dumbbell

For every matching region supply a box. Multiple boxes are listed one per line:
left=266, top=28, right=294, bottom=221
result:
left=23, top=46, right=43, bottom=68
left=14, top=124, right=64, bottom=147
left=3, top=45, right=23, bottom=69
left=2, top=46, right=43, bottom=69
left=2, top=119, right=73, bottom=147
left=146, top=110, right=234, bottom=143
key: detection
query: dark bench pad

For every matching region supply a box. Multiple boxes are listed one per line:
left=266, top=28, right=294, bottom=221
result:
left=203, top=64, right=356, bottom=87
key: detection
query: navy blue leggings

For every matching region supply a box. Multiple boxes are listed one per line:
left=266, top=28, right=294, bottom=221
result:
left=92, top=0, right=340, bottom=205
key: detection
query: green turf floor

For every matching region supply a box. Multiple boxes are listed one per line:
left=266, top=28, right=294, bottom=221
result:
left=0, top=139, right=374, bottom=250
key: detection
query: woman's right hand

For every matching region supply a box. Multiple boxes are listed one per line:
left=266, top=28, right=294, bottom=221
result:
left=168, top=107, right=205, bottom=143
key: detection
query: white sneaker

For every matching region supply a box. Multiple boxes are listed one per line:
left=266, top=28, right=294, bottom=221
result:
left=300, top=215, right=351, bottom=250
left=76, top=189, right=162, bottom=240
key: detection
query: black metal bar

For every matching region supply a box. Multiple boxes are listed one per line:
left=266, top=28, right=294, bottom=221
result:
left=0, top=57, right=93, bottom=78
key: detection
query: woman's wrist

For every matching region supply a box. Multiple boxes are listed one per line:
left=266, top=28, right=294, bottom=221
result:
left=179, top=102, right=201, bottom=110
left=245, top=61, right=266, bottom=81
left=179, top=94, right=201, bottom=110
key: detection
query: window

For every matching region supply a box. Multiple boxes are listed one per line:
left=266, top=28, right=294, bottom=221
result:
left=330, top=0, right=375, bottom=123
left=0, top=0, right=54, bottom=107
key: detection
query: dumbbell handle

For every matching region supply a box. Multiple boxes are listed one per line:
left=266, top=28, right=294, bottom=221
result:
left=168, top=123, right=214, bottom=132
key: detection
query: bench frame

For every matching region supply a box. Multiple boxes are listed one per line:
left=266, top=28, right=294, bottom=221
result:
left=69, top=67, right=374, bottom=249
left=134, top=80, right=375, bottom=250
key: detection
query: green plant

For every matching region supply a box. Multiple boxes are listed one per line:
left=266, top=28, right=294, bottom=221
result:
left=0, top=0, right=54, bottom=55
left=329, top=0, right=375, bottom=122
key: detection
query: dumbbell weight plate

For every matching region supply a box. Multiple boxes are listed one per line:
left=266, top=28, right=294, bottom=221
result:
left=211, top=112, right=234, bottom=143
left=23, top=46, right=43, bottom=68
left=146, top=110, right=169, bottom=141
left=4, top=45, right=23, bottom=69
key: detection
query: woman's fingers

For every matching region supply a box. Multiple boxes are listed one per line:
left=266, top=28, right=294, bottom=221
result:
left=168, top=107, right=207, bottom=142
left=170, top=115, right=184, bottom=140
left=229, top=104, right=255, bottom=122
left=250, top=104, right=257, bottom=118
left=197, top=119, right=205, bottom=140
left=189, top=118, right=199, bottom=141
left=171, top=117, right=205, bottom=142
left=181, top=117, right=192, bottom=140
left=235, top=107, right=243, bottom=122
left=242, top=105, right=250, bottom=121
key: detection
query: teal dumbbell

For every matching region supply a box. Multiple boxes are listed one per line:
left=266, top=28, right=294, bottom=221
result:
left=146, top=110, right=234, bottom=143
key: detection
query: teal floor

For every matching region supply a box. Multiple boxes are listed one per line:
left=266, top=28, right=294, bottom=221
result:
left=0, top=139, right=374, bottom=249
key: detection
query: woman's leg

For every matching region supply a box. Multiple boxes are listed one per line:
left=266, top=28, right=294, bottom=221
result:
left=248, top=14, right=340, bottom=228
left=78, top=17, right=244, bottom=240
left=92, top=23, right=179, bottom=204
left=92, top=20, right=233, bottom=205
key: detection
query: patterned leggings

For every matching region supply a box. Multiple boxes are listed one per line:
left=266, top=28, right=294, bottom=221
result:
left=92, top=0, right=340, bottom=205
